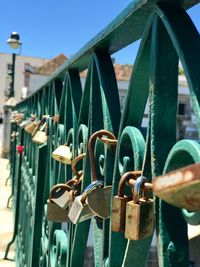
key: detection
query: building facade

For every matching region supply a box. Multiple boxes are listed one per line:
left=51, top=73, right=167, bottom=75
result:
left=0, top=53, right=49, bottom=113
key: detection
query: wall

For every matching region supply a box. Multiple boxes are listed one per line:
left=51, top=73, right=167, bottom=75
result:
left=0, top=53, right=49, bottom=113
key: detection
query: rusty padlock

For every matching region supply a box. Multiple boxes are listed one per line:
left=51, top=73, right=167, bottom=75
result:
left=50, top=153, right=86, bottom=210
left=47, top=184, right=70, bottom=222
left=50, top=183, right=74, bottom=210
left=153, top=163, right=200, bottom=211
left=111, top=171, right=142, bottom=232
left=125, top=176, right=154, bottom=240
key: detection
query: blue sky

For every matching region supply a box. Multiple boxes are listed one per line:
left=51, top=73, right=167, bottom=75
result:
left=1, top=1, right=199, bottom=64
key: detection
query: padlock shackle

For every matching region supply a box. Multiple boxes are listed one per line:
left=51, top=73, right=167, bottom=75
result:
left=31, top=117, right=46, bottom=137
left=50, top=183, right=72, bottom=200
left=71, top=153, right=86, bottom=179
left=88, top=130, right=117, bottom=181
left=133, top=176, right=148, bottom=204
left=30, top=114, right=36, bottom=121
left=118, top=171, right=142, bottom=197
left=81, top=180, right=104, bottom=204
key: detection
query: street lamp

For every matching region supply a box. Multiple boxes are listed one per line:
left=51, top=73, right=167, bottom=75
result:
left=7, top=32, right=22, bottom=98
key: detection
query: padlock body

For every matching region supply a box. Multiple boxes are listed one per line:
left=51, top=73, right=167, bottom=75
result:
left=32, top=131, right=47, bottom=144
left=111, top=196, right=130, bottom=232
left=52, top=145, right=72, bottom=164
left=68, top=195, right=93, bottom=224
left=125, top=198, right=154, bottom=240
left=47, top=200, right=69, bottom=222
left=51, top=190, right=74, bottom=209
left=87, top=186, right=112, bottom=219
left=153, top=167, right=200, bottom=211
left=25, top=122, right=38, bottom=134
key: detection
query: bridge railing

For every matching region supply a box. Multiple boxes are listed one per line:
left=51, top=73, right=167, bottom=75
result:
left=5, top=0, right=200, bottom=266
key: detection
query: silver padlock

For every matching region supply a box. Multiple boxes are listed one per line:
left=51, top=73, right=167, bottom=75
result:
left=68, top=180, right=104, bottom=224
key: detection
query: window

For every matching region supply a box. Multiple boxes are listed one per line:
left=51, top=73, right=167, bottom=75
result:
left=178, top=103, right=185, bottom=116
left=7, top=63, right=13, bottom=75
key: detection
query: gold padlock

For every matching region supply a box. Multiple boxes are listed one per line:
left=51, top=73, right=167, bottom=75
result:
left=25, top=121, right=38, bottom=134
left=32, top=119, right=48, bottom=145
left=24, top=115, right=38, bottom=134
left=52, top=144, right=72, bottom=164
left=153, top=163, right=200, bottom=211
left=111, top=171, right=142, bottom=232
left=125, top=176, right=154, bottom=240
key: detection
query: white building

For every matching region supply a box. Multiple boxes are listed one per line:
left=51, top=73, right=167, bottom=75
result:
left=0, top=53, right=49, bottom=113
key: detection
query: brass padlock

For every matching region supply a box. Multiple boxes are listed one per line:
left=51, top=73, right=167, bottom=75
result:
left=14, top=112, right=24, bottom=124
left=51, top=153, right=86, bottom=209
left=153, top=163, right=200, bottom=211
left=47, top=185, right=70, bottom=222
left=125, top=176, right=154, bottom=240
left=19, top=119, right=30, bottom=129
left=47, top=200, right=69, bottom=222
left=111, top=171, right=142, bottom=232
left=32, top=118, right=48, bottom=145
left=31, top=117, right=45, bottom=137
left=25, top=121, right=38, bottom=134
left=52, top=144, right=72, bottom=165
left=24, top=115, right=37, bottom=134
left=50, top=183, right=74, bottom=209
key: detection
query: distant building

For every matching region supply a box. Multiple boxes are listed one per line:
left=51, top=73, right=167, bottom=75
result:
left=0, top=53, right=67, bottom=113
left=28, top=54, right=67, bottom=94
left=0, top=51, right=197, bottom=139
left=0, top=53, right=50, bottom=112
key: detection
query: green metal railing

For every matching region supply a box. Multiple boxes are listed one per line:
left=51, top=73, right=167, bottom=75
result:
left=5, top=0, right=200, bottom=266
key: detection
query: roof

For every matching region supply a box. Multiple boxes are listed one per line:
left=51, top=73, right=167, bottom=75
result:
left=114, top=64, right=133, bottom=81
left=35, top=54, right=68, bottom=75
left=80, top=63, right=133, bottom=81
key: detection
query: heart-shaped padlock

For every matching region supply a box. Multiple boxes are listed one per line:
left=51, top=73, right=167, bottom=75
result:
left=86, top=130, right=117, bottom=219
left=86, top=185, right=112, bottom=219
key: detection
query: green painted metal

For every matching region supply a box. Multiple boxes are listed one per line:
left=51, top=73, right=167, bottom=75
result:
left=5, top=0, right=200, bottom=266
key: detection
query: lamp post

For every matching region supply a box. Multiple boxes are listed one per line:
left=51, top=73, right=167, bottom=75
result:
left=1, top=32, right=22, bottom=158
left=7, top=32, right=22, bottom=98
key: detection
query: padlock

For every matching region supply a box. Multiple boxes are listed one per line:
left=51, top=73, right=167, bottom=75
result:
left=125, top=176, right=154, bottom=240
left=52, top=144, right=72, bottom=165
left=50, top=183, right=74, bottom=209
left=70, top=153, right=86, bottom=184
left=86, top=130, right=117, bottom=219
left=19, top=119, right=30, bottom=129
left=86, top=185, right=112, bottom=219
left=153, top=163, right=200, bottom=211
left=31, top=117, right=46, bottom=137
left=111, top=171, right=142, bottom=232
left=14, top=112, right=24, bottom=124
left=47, top=184, right=70, bottom=222
left=32, top=118, right=48, bottom=145
left=47, top=177, right=82, bottom=222
left=68, top=180, right=104, bottom=224
left=50, top=154, right=86, bottom=209
left=47, top=200, right=69, bottom=222
left=25, top=121, right=38, bottom=134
